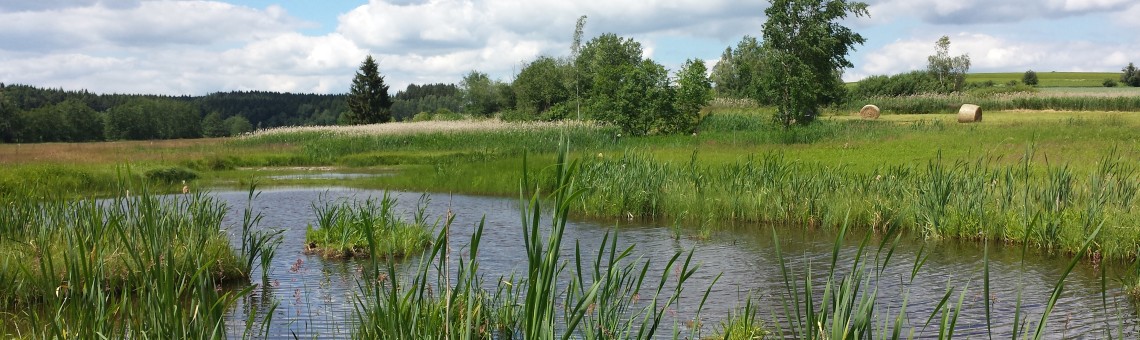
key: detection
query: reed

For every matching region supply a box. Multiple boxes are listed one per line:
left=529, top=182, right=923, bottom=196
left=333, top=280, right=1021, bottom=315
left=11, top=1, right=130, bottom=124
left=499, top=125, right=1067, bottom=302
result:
left=573, top=148, right=1140, bottom=261
left=0, top=181, right=281, bottom=338
left=350, top=141, right=718, bottom=339
left=304, top=192, right=433, bottom=259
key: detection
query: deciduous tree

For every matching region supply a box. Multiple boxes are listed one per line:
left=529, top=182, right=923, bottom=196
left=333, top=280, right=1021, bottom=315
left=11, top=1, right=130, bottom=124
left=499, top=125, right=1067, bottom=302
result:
left=669, top=59, right=712, bottom=133
left=762, top=0, right=868, bottom=127
left=1122, top=62, right=1140, bottom=87
left=927, top=36, right=971, bottom=92
left=1022, top=70, right=1039, bottom=86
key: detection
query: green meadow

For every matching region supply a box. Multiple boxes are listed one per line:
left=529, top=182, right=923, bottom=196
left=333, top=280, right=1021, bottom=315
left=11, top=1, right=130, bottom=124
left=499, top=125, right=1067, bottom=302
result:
left=967, top=72, right=1120, bottom=87
left=5, top=106, right=1140, bottom=338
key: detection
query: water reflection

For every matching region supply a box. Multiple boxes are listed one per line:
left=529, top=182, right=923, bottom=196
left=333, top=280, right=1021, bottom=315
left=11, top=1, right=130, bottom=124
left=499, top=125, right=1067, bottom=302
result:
left=210, top=187, right=1137, bottom=338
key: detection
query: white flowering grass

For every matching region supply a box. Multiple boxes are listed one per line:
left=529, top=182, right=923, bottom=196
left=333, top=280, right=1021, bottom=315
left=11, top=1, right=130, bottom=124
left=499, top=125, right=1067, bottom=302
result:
left=246, top=119, right=603, bottom=138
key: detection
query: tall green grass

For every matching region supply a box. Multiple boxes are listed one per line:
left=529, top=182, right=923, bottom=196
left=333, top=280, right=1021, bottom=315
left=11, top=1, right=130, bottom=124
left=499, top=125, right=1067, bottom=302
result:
left=0, top=183, right=281, bottom=338
left=847, top=93, right=1140, bottom=114
left=573, top=147, right=1140, bottom=261
left=350, top=143, right=717, bottom=339
left=304, top=192, right=433, bottom=258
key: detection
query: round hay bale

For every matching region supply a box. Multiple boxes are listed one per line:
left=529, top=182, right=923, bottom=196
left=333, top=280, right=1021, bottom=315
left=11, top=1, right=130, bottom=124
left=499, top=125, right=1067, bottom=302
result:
left=957, top=104, right=982, bottom=123
left=859, top=104, right=880, bottom=119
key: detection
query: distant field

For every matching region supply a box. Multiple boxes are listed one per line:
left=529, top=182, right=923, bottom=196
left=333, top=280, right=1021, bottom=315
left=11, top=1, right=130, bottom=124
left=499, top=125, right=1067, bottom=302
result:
left=967, top=72, right=1119, bottom=87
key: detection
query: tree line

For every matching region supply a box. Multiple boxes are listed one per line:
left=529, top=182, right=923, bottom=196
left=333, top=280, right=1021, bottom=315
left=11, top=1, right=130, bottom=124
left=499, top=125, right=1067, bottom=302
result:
left=5, top=0, right=875, bottom=143
left=0, top=84, right=350, bottom=143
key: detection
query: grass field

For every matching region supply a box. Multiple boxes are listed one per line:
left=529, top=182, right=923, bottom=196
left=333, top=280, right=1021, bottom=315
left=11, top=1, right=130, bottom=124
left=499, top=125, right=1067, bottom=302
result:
left=5, top=109, right=1140, bottom=337
left=968, top=72, right=1121, bottom=87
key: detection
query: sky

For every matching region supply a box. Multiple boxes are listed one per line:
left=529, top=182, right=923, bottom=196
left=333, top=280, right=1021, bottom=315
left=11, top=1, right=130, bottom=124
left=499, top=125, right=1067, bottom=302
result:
left=1, top=0, right=1138, bottom=95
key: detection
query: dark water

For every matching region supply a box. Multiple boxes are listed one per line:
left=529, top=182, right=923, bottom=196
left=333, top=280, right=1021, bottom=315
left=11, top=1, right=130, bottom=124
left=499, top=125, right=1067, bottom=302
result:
left=211, top=187, right=1138, bottom=339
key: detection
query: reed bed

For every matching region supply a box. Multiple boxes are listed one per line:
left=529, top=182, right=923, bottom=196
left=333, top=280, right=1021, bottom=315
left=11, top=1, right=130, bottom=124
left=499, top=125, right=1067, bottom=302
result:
left=0, top=184, right=281, bottom=338
left=573, top=148, right=1140, bottom=261
left=350, top=144, right=717, bottom=339
left=234, top=119, right=620, bottom=164
left=304, top=192, right=433, bottom=259
left=850, top=92, right=1140, bottom=114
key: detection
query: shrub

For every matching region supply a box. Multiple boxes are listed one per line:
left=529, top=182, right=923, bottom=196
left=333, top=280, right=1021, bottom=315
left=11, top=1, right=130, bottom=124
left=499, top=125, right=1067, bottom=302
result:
left=1022, top=70, right=1039, bottom=86
left=851, top=70, right=943, bottom=99
left=1104, top=79, right=1119, bottom=88
left=144, top=166, right=199, bottom=184
left=1122, top=62, right=1140, bottom=87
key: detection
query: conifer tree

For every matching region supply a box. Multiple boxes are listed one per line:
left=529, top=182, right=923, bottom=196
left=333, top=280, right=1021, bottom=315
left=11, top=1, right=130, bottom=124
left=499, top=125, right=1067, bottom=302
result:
left=346, top=55, right=393, bottom=124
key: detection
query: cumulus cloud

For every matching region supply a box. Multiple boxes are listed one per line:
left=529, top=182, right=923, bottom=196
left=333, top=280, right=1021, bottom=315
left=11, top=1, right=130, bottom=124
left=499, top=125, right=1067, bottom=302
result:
left=865, top=0, right=1134, bottom=25
left=0, top=1, right=306, bottom=53
left=1, top=0, right=1136, bottom=95
left=850, top=32, right=1140, bottom=81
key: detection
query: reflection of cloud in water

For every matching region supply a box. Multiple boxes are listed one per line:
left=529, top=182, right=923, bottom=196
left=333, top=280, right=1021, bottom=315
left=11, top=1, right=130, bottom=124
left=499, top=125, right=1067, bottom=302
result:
left=210, top=187, right=1139, bottom=338
left=265, top=173, right=389, bottom=180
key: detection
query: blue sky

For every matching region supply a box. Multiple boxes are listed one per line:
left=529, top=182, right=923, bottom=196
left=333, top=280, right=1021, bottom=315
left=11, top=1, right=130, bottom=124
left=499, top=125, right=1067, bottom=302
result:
left=1, top=0, right=1137, bottom=95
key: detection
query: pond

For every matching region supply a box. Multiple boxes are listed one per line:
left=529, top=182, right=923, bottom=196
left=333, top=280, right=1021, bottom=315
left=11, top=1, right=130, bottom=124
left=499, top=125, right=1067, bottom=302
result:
left=211, top=187, right=1138, bottom=338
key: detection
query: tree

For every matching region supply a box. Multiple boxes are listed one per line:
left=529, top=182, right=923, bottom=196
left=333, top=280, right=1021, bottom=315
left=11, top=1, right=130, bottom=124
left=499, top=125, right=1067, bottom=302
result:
left=513, top=56, right=570, bottom=118
left=0, top=89, right=16, bottom=142
left=201, top=111, right=228, bottom=137
left=710, top=36, right=768, bottom=100
left=927, top=36, right=971, bottom=92
left=1023, top=70, right=1039, bottom=86
left=346, top=55, right=393, bottom=124
left=460, top=71, right=509, bottom=116
left=1122, top=62, right=1140, bottom=87
left=224, top=115, right=253, bottom=136
left=669, top=59, right=712, bottom=133
left=762, top=0, right=868, bottom=127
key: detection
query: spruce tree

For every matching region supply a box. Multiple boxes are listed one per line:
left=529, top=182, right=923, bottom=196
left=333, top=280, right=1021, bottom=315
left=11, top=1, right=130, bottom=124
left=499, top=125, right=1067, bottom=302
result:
left=346, top=55, right=393, bottom=124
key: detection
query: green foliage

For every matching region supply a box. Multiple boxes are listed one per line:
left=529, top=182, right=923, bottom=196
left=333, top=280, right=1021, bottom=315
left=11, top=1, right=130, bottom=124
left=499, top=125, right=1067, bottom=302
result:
left=1023, top=70, right=1039, bottom=86
left=104, top=98, right=200, bottom=140
left=346, top=55, right=394, bottom=124
left=577, top=33, right=681, bottom=135
left=927, top=36, right=971, bottom=92
left=224, top=115, right=253, bottom=136
left=12, top=99, right=102, bottom=143
left=460, top=71, right=512, bottom=116
left=200, top=111, right=227, bottom=137
left=514, top=56, right=571, bottom=119
left=851, top=71, right=943, bottom=98
left=669, top=58, right=713, bottom=133
left=1104, top=79, right=1119, bottom=87
left=391, top=83, right=462, bottom=121
left=144, top=166, right=199, bottom=184
left=0, top=88, right=13, bottom=143
left=710, top=36, right=768, bottom=100
left=1122, top=62, right=1140, bottom=87
left=762, top=0, right=867, bottom=127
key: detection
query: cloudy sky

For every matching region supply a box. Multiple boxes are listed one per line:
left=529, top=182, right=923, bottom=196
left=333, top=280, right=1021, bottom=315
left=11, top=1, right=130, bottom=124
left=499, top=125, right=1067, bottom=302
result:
left=1, top=0, right=1138, bottom=95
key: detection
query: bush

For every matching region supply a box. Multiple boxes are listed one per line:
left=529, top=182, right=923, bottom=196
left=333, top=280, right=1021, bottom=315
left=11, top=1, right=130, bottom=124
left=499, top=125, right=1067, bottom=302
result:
left=851, top=71, right=944, bottom=99
left=144, top=167, right=199, bottom=184
left=1104, top=79, right=1119, bottom=87
left=1022, top=70, right=1039, bottom=86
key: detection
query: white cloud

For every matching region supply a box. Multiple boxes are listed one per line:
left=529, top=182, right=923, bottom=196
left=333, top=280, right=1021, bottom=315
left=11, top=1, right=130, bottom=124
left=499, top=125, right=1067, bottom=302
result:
left=1, top=0, right=1136, bottom=95
left=865, top=0, right=1134, bottom=25
left=0, top=1, right=307, bottom=53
